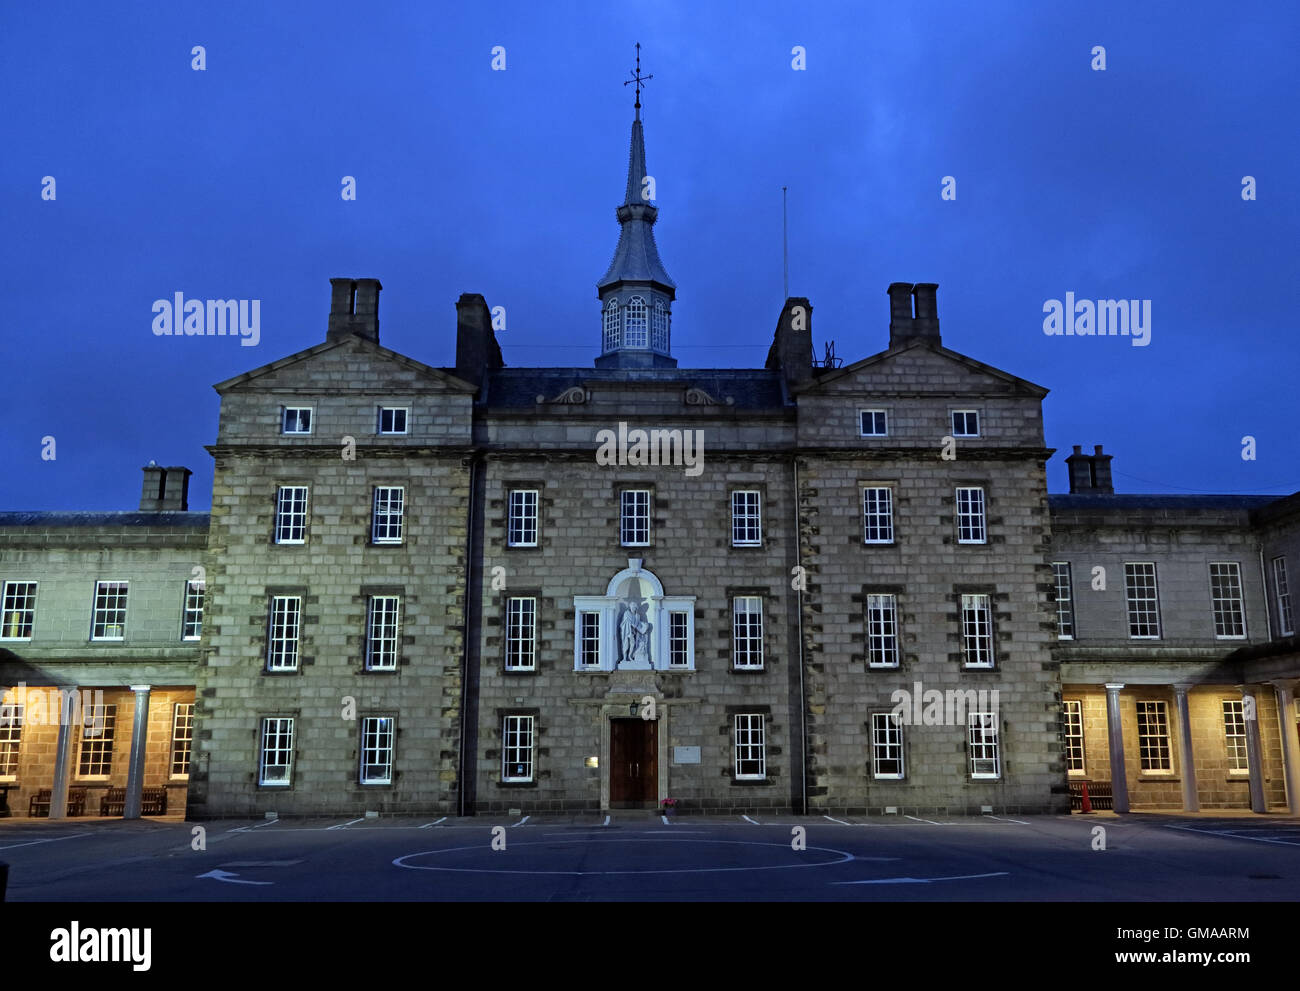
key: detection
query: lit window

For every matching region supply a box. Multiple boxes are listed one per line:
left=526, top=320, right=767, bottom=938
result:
left=968, top=712, right=1000, bottom=778
left=91, top=581, right=129, bottom=641
left=871, top=712, right=904, bottom=779
left=182, top=579, right=204, bottom=641
left=365, top=596, right=401, bottom=671
left=1063, top=699, right=1084, bottom=773
left=951, top=410, right=979, bottom=437
left=1136, top=700, right=1171, bottom=771
left=1209, top=562, right=1246, bottom=639
left=171, top=703, right=194, bottom=776
left=372, top=487, right=404, bottom=544
left=1222, top=700, right=1248, bottom=772
left=503, top=715, right=534, bottom=782
left=274, top=486, right=309, bottom=544
left=620, top=490, right=650, bottom=546
left=732, top=596, right=764, bottom=670
left=1125, top=563, right=1161, bottom=639
left=259, top=717, right=295, bottom=786
left=859, top=410, right=887, bottom=437
left=267, top=596, right=301, bottom=672
left=862, top=487, right=894, bottom=544
left=1052, top=563, right=1075, bottom=640
left=78, top=703, right=116, bottom=777
left=506, top=597, right=537, bottom=672
left=1, top=581, right=37, bottom=640
left=731, top=491, right=762, bottom=546
left=734, top=714, right=766, bottom=779
left=360, top=716, right=395, bottom=785
left=508, top=490, right=539, bottom=547
left=282, top=407, right=313, bottom=434
left=377, top=406, right=408, bottom=434
left=961, top=593, right=994, bottom=668
left=956, top=487, right=986, bottom=544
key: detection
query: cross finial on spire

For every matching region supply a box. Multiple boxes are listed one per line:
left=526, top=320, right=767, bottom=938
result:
left=623, top=42, right=652, bottom=120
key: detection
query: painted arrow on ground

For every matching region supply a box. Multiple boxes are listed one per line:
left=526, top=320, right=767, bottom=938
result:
left=196, top=869, right=274, bottom=886
left=833, top=871, right=1008, bottom=885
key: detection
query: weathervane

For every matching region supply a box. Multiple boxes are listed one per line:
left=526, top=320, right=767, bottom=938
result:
left=624, top=42, right=652, bottom=118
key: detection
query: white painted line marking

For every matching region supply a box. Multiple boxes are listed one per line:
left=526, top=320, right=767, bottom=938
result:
left=510, top=816, right=530, bottom=827
left=229, top=818, right=280, bottom=833
left=904, top=814, right=952, bottom=826
left=983, top=814, right=1030, bottom=825
left=834, top=871, right=1009, bottom=886
left=0, top=832, right=92, bottom=851
left=603, top=815, right=611, bottom=827
left=327, top=818, right=365, bottom=830
left=196, top=868, right=273, bottom=886
left=741, top=815, right=759, bottom=825
left=823, top=815, right=852, bottom=825
left=1166, top=823, right=1300, bottom=847
left=418, top=818, right=447, bottom=829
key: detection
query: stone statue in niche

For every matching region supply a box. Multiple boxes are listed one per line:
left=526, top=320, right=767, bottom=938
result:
left=617, top=601, right=652, bottom=668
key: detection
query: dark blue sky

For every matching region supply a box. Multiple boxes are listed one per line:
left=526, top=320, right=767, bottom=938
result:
left=2, top=1, right=1296, bottom=510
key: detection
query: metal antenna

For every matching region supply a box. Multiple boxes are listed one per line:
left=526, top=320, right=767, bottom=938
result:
left=623, top=42, right=653, bottom=119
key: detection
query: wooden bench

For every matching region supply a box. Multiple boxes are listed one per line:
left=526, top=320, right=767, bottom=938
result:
left=1068, top=780, right=1114, bottom=811
left=100, top=786, right=126, bottom=817
left=141, top=787, right=168, bottom=816
left=29, top=787, right=87, bottom=817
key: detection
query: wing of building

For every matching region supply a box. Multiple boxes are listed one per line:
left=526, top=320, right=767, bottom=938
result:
left=3, top=104, right=1300, bottom=821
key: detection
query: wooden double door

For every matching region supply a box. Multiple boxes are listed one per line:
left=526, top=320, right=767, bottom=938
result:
left=609, top=718, right=658, bottom=808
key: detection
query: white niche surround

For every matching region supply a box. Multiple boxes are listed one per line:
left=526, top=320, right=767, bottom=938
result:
left=573, top=559, right=695, bottom=672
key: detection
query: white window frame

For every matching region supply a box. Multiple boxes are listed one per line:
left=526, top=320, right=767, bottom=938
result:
left=1222, top=699, right=1248, bottom=773
left=951, top=409, right=980, bottom=438
left=281, top=406, right=313, bottom=435
left=871, top=711, right=904, bottom=779
left=620, top=489, right=650, bottom=547
left=1, top=580, right=38, bottom=641
left=502, top=715, right=534, bottom=782
left=961, top=593, right=994, bottom=669
left=505, top=597, right=537, bottom=672
left=365, top=595, right=401, bottom=671
left=1052, top=562, right=1075, bottom=640
left=182, top=579, right=205, bottom=641
left=602, top=299, right=620, bottom=353
left=507, top=489, right=539, bottom=547
left=259, top=717, right=295, bottom=787
left=862, top=486, right=894, bottom=544
left=1125, top=562, right=1161, bottom=639
left=171, top=702, right=194, bottom=777
left=360, top=716, right=396, bottom=785
left=91, top=581, right=129, bottom=641
left=371, top=486, right=405, bottom=545
left=377, top=406, right=409, bottom=435
left=274, top=486, right=309, bottom=544
left=859, top=409, right=888, bottom=437
left=968, top=712, right=1000, bottom=779
left=624, top=295, right=648, bottom=348
left=1273, top=556, right=1295, bottom=636
left=1063, top=699, right=1084, bottom=774
left=731, top=490, right=762, bottom=546
left=732, top=596, right=764, bottom=670
left=956, top=487, right=987, bottom=544
left=0, top=702, right=23, bottom=779
left=77, top=703, right=116, bottom=778
left=733, top=713, right=766, bottom=779
left=1136, top=700, right=1172, bottom=772
left=651, top=299, right=670, bottom=353
left=267, top=596, right=302, bottom=672
left=668, top=610, right=691, bottom=668
left=866, top=593, right=899, bottom=668
left=1209, top=562, right=1247, bottom=639
left=577, top=610, right=602, bottom=669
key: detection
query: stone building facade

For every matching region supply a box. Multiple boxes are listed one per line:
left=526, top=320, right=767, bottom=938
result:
left=3, top=105, right=1299, bottom=820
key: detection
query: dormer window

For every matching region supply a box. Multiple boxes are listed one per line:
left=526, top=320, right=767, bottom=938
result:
left=624, top=296, right=648, bottom=348
left=602, top=300, right=621, bottom=353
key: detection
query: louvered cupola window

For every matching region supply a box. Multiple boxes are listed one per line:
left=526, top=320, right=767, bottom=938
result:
left=603, top=299, right=621, bottom=352
left=624, top=295, right=648, bottom=348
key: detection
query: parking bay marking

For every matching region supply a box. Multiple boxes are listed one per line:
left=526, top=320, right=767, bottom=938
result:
left=834, top=871, right=1009, bottom=886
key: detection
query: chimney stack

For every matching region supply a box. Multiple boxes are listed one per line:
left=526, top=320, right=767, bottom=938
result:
left=454, top=293, right=504, bottom=388
left=139, top=462, right=166, bottom=512
left=888, top=281, right=942, bottom=349
left=765, top=297, right=814, bottom=390
left=326, top=277, right=382, bottom=343
left=1065, top=444, right=1115, bottom=495
left=140, top=464, right=191, bottom=511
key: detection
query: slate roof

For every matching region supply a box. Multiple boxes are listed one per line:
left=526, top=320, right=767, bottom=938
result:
left=482, top=367, right=788, bottom=410
left=0, top=512, right=211, bottom=528
left=1049, top=494, right=1277, bottom=512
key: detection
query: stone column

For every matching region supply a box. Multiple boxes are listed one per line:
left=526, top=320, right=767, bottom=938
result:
left=1173, top=684, right=1199, bottom=812
left=1104, top=683, right=1130, bottom=813
left=123, top=685, right=151, bottom=820
left=1239, top=686, right=1267, bottom=813
left=49, top=687, right=79, bottom=820
left=1272, top=681, right=1300, bottom=815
